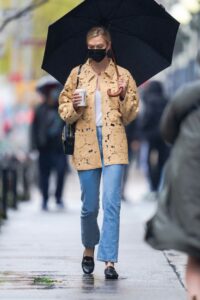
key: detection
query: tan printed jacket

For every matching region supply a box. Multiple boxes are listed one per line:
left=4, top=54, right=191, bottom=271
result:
left=59, top=59, right=139, bottom=170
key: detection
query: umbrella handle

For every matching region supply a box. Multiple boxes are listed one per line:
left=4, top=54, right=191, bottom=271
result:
left=107, top=87, right=123, bottom=97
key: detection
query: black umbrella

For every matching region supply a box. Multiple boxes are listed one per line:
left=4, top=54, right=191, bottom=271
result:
left=42, top=0, right=179, bottom=88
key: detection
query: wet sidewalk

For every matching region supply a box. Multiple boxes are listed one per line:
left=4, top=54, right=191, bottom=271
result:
left=0, top=168, right=186, bottom=300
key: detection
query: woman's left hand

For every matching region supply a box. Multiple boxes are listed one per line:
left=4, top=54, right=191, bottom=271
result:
left=118, top=77, right=128, bottom=100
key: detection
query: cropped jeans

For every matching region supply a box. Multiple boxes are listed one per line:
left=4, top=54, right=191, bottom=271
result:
left=78, top=126, right=125, bottom=262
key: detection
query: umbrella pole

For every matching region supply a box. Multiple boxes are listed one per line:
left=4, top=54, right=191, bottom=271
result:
left=107, top=49, right=123, bottom=97
left=111, top=50, right=120, bottom=78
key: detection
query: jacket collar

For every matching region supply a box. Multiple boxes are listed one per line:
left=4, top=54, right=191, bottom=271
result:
left=83, top=59, right=116, bottom=81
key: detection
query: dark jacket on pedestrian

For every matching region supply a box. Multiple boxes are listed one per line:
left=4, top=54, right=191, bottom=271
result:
left=140, top=81, right=168, bottom=142
left=32, top=102, right=64, bottom=153
left=145, top=80, right=200, bottom=259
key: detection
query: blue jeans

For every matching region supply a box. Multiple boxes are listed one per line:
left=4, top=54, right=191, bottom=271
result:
left=78, top=126, right=125, bottom=262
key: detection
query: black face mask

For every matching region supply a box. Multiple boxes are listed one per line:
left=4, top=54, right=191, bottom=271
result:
left=88, top=49, right=107, bottom=62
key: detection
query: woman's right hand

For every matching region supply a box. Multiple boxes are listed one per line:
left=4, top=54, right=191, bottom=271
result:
left=72, top=92, right=82, bottom=110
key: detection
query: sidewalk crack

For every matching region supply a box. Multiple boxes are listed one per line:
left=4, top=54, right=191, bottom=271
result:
left=163, top=251, right=186, bottom=290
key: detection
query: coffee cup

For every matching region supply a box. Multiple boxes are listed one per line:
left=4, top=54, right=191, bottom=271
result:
left=75, top=88, right=87, bottom=107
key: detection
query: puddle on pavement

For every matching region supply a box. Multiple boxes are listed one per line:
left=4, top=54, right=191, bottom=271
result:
left=0, top=272, right=127, bottom=290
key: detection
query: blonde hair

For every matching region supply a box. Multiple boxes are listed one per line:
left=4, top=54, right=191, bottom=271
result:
left=86, top=27, right=111, bottom=45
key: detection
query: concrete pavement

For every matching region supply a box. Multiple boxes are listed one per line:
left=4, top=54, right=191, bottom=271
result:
left=0, top=167, right=187, bottom=299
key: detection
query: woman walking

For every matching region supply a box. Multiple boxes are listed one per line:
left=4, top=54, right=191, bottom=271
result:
left=59, top=27, right=139, bottom=279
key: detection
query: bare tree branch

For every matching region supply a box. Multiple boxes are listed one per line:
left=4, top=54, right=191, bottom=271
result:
left=0, top=0, right=49, bottom=32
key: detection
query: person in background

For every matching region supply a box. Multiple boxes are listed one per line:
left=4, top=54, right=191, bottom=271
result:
left=32, top=77, right=68, bottom=210
left=145, top=51, right=200, bottom=300
left=140, top=81, right=170, bottom=198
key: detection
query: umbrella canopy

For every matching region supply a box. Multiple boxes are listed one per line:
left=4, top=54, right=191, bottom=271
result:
left=42, top=0, right=180, bottom=87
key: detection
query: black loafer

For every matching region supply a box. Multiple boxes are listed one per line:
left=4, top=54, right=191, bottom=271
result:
left=104, top=266, right=119, bottom=279
left=82, top=256, right=95, bottom=274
